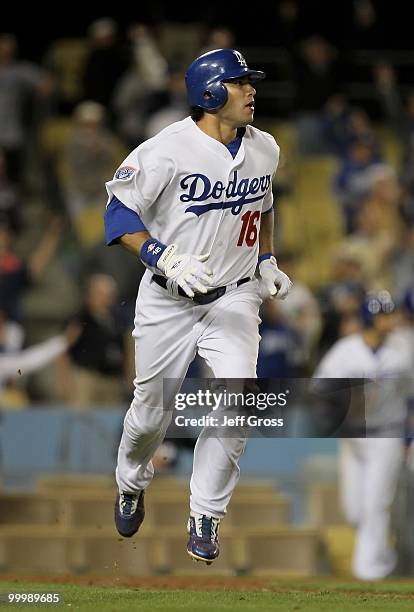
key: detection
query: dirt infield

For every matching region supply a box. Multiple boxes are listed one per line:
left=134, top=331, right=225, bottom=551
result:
left=0, top=575, right=273, bottom=591
left=1, top=575, right=414, bottom=599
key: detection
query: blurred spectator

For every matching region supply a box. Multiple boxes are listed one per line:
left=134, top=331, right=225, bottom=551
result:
left=0, top=33, right=53, bottom=183
left=324, top=104, right=381, bottom=160
left=60, top=101, right=125, bottom=249
left=374, top=62, right=414, bottom=223
left=338, top=196, right=398, bottom=292
left=44, top=37, right=88, bottom=114
left=276, top=252, right=322, bottom=373
left=0, top=308, right=24, bottom=353
left=0, top=321, right=80, bottom=408
left=144, top=68, right=188, bottom=139
left=0, top=215, right=62, bottom=322
left=346, top=109, right=380, bottom=153
left=257, top=300, right=300, bottom=378
left=0, top=149, right=23, bottom=233
left=359, top=164, right=402, bottom=235
left=322, top=95, right=352, bottom=157
left=128, top=24, right=167, bottom=89
left=400, top=137, right=414, bottom=224
left=293, top=35, right=344, bottom=154
left=334, top=138, right=381, bottom=233
left=392, top=225, right=414, bottom=302
left=82, top=18, right=128, bottom=110
left=200, top=27, right=235, bottom=54
left=59, top=274, right=129, bottom=407
left=348, top=0, right=382, bottom=50
left=317, top=248, right=366, bottom=357
left=373, top=62, right=414, bottom=150
left=113, top=24, right=168, bottom=146
left=274, top=1, right=301, bottom=50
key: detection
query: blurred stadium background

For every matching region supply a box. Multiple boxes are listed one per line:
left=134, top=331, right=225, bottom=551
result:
left=0, top=1, right=413, bottom=579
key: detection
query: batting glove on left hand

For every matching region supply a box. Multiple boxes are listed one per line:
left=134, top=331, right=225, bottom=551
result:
left=157, top=244, right=213, bottom=298
left=258, top=255, right=292, bottom=300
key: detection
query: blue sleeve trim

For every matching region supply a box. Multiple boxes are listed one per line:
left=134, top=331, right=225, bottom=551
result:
left=262, top=206, right=273, bottom=215
left=140, top=238, right=167, bottom=268
left=104, top=196, right=147, bottom=246
left=258, top=252, right=273, bottom=264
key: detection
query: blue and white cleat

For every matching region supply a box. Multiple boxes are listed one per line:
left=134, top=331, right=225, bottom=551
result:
left=186, top=512, right=220, bottom=565
left=114, top=491, right=145, bottom=538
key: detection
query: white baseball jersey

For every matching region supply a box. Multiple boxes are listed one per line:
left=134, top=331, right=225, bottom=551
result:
left=105, top=116, right=279, bottom=286
left=315, top=332, right=414, bottom=431
left=388, top=325, right=414, bottom=358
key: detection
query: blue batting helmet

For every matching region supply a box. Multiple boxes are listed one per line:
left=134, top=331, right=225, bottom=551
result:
left=185, top=48, right=266, bottom=111
left=361, top=290, right=396, bottom=327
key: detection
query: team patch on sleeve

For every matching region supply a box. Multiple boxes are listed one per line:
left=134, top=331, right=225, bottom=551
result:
left=115, top=166, right=137, bottom=180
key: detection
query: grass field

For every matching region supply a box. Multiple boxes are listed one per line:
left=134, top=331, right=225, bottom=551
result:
left=0, top=577, right=414, bottom=611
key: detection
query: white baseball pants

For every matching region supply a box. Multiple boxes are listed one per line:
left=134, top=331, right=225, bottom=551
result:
left=339, top=437, right=404, bottom=580
left=116, top=273, right=261, bottom=518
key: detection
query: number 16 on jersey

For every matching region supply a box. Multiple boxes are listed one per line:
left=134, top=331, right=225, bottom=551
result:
left=237, top=210, right=261, bottom=247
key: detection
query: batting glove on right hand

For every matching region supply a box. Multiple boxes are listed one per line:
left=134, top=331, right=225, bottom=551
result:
left=157, top=244, right=213, bottom=298
left=258, top=255, right=292, bottom=300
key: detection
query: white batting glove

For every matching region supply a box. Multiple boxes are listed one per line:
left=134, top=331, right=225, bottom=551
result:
left=258, top=255, right=292, bottom=300
left=157, top=244, right=213, bottom=298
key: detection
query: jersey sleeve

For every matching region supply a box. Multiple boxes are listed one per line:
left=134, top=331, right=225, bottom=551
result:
left=261, top=133, right=280, bottom=214
left=104, top=196, right=147, bottom=246
left=105, top=145, right=174, bottom=217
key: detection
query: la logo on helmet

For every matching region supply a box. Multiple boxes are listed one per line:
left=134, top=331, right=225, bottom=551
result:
left=234, top=51, right=247, bottom=67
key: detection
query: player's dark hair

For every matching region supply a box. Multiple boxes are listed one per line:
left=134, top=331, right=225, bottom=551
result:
left=190, top=106, right=204, bottom=121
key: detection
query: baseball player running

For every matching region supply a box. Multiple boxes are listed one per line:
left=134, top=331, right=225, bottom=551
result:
left=104, top=48, right=291, bottom=564
left=314, top=291, right=413, bottom=580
